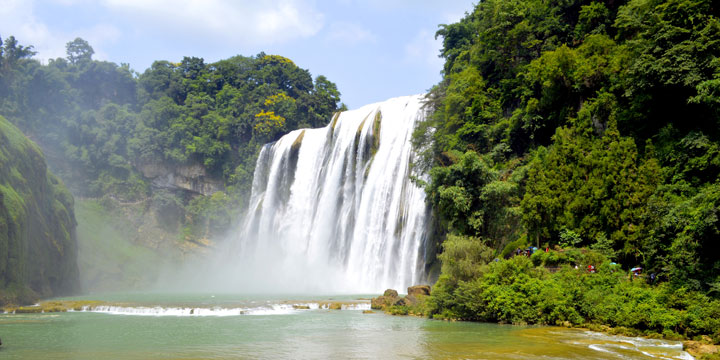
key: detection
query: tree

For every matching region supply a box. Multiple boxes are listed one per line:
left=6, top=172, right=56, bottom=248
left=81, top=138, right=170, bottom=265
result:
left=1, top=35, right=36, bottom=70
left=521, top=100, right=660, bottom=261
left=66, top=37, right=94, bottom=64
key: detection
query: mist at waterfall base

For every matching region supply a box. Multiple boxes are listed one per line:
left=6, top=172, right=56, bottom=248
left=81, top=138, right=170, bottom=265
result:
left=156, top=95, right=432, bottom=295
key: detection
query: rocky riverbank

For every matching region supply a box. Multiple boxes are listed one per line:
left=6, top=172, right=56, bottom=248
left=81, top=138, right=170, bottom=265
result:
left=371, top=285, right=431, bottom=315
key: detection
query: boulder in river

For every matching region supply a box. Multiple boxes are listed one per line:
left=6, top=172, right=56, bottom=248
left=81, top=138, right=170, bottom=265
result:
left=383, top=289, right=399, bottom=297
left=372, top=286, right=431, bottom=310
left=370, top=297, right=384, bottom=309
left=371, top=289, right=402, bottom=310
left=407, top=285, right=431, bottom=297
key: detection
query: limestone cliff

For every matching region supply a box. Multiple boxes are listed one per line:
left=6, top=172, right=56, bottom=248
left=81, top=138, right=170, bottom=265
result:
left=0, top=116, right=79, bottom=305
left=138, top=161, right=223, bottom=196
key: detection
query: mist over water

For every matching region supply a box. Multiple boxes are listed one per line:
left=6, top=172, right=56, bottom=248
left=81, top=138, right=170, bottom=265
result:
left=188, top=95, right=430, bottom=294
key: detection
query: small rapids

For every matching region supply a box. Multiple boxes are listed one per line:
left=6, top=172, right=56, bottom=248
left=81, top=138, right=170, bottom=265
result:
left=69, top=302, right=371, bottom=317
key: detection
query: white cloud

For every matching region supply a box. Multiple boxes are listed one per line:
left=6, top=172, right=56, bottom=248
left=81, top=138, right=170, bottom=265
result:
left=0, top=0, right=323, bottom=64
left=325, top=22, right=375, bottom=45
left=0, top=0, right=64, bottom=60
left=0, top=0, right=120, bottom=62
left=100, top=0, right=325, bottom=45
left=404, top=29, right=443, bottom=69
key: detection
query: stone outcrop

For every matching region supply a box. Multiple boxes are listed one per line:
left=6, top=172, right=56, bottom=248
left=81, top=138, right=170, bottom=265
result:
left=371, top=285, right=432, bottom=311
left=384, top=289, right=399, bottom=298
left=138, top=161, right=223, bottom=196
left=371, top=289, right=402, bottom=309
left=683, top=338, right=719, bottom=358
left=407, top=285, right=431, bottom=297
left=405, top=285, right=432, bottom=306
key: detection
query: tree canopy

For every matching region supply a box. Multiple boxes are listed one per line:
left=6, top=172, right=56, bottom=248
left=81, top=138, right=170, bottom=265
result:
left=419, top=0, right=720, bottom=291
left=0, top=37, right=344, bottom=238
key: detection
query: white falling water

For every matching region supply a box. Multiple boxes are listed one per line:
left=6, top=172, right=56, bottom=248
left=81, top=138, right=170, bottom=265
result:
left=235, top=95, right=430, bottom=293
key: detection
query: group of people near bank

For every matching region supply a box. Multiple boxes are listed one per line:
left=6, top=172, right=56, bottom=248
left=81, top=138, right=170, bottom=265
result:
left=508, top=246, right=654, bottom=283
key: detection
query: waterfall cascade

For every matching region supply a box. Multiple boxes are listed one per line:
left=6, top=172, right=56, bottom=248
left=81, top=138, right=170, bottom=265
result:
left=237, top=95, right=430, bottom=293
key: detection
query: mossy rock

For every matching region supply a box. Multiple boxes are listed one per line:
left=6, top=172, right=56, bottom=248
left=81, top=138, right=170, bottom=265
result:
left=370, top=111, right=381, bottom=157
left=330, top=112, right=341, bottom=131
left=383, top=289, right=398, bottom=297
left=291, top=130, right=305, bottom=153
left=371, top=297, right=385, bottom=310
left=6, top=300, right=106, bottom=313
left=15, top=306, right=42, bottom=313
left=407, top=285, right=431, bottom=297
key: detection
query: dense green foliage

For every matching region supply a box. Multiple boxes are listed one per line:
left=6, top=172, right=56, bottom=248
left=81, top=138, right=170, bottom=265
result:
left=420, top=0, right=720, bottom=340
left=427, top=252, right=720, bottom=341
left=0, top=35, right=343, bottom=238
left=0, top=116, right=79, bottom=305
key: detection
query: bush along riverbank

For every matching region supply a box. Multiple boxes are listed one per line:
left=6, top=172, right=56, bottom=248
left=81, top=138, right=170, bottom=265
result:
left=374, top=249, right=720, bottom=359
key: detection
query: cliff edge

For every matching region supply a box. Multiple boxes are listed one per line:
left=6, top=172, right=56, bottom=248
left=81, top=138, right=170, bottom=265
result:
left=0, top=116, right=79, bottom=305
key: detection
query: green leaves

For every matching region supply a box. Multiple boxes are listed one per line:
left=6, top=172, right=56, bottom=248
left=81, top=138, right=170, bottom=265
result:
left=131, top=53, right=340, bottom=178
left=428, top=150, right=497, bottom=235
left=0, top=37, right=344, bottom=242
left=425, top=0, right=720, bottom=334
left=65, top=37, right=94, bottom=65
left=520, top=102, right=660, bottom=262
left=438, top=235, right=494, bottom=282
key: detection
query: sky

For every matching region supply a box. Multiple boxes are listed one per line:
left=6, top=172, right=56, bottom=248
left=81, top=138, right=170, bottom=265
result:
left=0, top=0, right=475, bottom=109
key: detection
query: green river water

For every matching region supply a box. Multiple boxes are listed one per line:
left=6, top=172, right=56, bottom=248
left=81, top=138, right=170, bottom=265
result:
left=0, top=293, right=692, bottom=359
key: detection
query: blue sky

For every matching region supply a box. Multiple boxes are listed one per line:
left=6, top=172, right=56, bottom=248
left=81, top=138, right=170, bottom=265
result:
left=0, top=0, right=475, bottom=108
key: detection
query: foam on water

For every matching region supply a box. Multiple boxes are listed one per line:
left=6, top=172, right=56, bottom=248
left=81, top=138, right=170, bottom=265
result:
left=70, top=302, right=371, bottom=317
left=579, top=330, right=692, bottom=360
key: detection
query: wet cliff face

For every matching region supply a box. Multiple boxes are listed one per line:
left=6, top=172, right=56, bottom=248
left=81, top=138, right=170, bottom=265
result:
left=138, top=161, right=223, bottom=196
left=0, top=116, right=79, bottom=305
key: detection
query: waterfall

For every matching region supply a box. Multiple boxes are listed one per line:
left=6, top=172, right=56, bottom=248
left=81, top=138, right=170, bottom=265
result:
left=236, top=95, right=430, bottom=293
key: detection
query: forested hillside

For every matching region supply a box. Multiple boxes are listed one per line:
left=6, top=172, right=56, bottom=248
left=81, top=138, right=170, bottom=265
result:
left=0, top=36, right=343, bottom=241
left=0, top=116, right=79, bottom=305
left=417, top=0, right=720, bottom=340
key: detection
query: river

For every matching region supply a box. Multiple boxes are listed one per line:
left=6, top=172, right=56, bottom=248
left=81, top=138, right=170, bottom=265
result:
left=0, top=293, right=692, bottom=359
